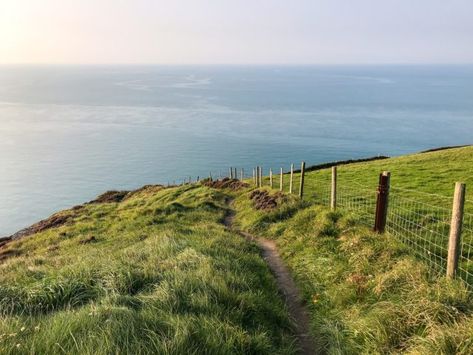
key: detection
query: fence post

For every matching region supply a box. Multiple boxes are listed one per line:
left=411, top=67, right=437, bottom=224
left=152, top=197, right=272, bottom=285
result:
left=289, top=163, right=294, bottom=194
left=234, top=168, right=237, bottom=180
left=374, top=171, right=391, bottom=233
left=280, top=167, right=283, bottom=192
left=209, top=172, right=212, bottom=181
left=240, top=168, right=244, bottom=181
left=253, top=168, right=256, bottom=185
left=299, top=161, right=305, bottom=198
left=447, top=182, right=466, bottom=278
left=270, top=169, right=273, bottom=188
left=331, top=166, right=337, bottom=210
left=259, top=166, right=263, bottom=188
left=229, top=167, right=232, bottom=179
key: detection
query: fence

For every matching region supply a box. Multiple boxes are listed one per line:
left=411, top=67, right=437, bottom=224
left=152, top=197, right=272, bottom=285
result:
left=169, top=162, right=473, bottom=290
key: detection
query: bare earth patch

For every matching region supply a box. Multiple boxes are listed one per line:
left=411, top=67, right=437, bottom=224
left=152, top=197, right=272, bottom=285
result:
left=249, top=190, right=284, bottom=210
left=203, top=178, right=249, bottom=190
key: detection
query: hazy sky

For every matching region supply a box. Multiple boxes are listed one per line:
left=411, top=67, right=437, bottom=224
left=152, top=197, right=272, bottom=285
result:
left=1, top=0, right=472, bottom=65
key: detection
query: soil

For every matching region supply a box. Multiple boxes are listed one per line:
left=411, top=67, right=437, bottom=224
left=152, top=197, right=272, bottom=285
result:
left=203, top=178, right=249, bottom=191
left=223, top=201, right=317, bottom=355
left=8, top=214, right=71, bottom=242
left=0, top=248, right=21, bottom=262
left=249, top=190, right=283, bottom=210
left=88, top=190, right=130, bottom=204
left=79, top=235, right=97, bottom=244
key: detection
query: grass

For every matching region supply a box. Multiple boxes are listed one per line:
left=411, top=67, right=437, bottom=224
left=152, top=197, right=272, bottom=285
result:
left=234, top=146, right=473, bottom=353
left=2, top=145, right=473, bottom=354
left=0, top=185, right=296, bottom=354
left=260, top=146, right=473, bottom=288
left=233, top=190, right=473, bottom=354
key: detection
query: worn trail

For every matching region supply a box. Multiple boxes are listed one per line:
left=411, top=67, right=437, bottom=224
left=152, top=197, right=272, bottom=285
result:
left=223, top=200, right=317, bottom=355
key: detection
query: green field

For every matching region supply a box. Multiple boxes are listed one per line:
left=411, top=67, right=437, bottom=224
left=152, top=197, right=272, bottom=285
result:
left=1, top=146, right=472, bottom=354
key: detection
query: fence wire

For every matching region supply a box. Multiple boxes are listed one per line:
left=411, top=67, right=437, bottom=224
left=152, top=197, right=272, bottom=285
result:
left=337, top=181, right=377, bottom=226
left=175, top=164, right=473, bottom=291
left=459, top=213, right=473, bottom=288
left=386, top=190, right=451, bottom=274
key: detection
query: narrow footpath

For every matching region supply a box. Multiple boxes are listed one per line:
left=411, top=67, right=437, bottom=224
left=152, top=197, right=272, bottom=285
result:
left=223, top=201, right=317, bottom=355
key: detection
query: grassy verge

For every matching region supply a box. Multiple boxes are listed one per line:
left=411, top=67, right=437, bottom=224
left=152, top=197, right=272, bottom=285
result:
left=0, top=185, right=296, bottom=354
left=233, top=188, right=473, bottom=354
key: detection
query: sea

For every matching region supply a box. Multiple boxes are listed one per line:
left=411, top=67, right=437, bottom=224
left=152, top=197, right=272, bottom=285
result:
left=1, top=65, right=472, bottom=236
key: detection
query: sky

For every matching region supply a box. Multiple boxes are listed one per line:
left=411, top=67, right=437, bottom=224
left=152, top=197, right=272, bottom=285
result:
left=1, top=0, right=472, bottom=65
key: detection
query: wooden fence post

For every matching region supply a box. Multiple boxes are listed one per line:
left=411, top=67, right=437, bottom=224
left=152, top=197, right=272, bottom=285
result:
left=299, top=161, right=305, bottom=198
left=280, top=167, right=283, bottom=192
left=269, top=168, right=273, bottom=188
left=234, top=168, right=237, bottom=180
left=240, top=168, right=244, bottom=181
left=289, top=163, right=294, bottom=194
left=209, top=172, right=212, bottom=181
left=374, top=171, right=391, bottom=233
left=331, top=166, right=337, bottom=210
left=229, top=167, right=233, bottom=179
left=253, top=168, right=256, bottom=185
left=259, top=166, right=263, bottom=188
left=447, top=182, right=466, bottom=278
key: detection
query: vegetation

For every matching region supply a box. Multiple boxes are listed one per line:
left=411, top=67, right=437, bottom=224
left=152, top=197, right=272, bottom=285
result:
left=234, top=146, right=473, bottom=353
left=303, top=145, right=473, bottom=210
left=0, top=185, right=296, bottom=354
left=233, top=194, right=473, bottom=353
left=1, top=146, right=473, bottom=354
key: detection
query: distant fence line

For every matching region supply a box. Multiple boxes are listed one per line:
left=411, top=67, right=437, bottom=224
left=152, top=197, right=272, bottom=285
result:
left=170, top=162, right=472, bottom=291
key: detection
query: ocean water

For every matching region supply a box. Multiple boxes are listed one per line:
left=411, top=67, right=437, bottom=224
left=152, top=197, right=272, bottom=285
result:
left=1, top=65, right=472, bottom=236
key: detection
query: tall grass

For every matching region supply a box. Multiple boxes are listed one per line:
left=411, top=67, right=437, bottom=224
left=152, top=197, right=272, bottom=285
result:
left=0, top=185, right=296, bottom=354
left=233, top=187, right=473, bottom=354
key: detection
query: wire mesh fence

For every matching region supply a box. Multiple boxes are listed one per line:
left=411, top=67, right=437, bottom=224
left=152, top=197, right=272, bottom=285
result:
left=386, top=190, right=452, bottom=274
left=459, top=213, right=473, bottom=287
left=172, top=162, right=472, bottom=291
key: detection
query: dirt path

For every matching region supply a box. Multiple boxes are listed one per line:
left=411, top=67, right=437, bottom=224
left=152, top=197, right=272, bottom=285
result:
left=223, top=202, right=317, bottom=355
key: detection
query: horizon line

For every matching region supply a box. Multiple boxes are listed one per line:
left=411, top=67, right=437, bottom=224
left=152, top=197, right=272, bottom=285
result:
left=1, top=62, right=473, bottom=67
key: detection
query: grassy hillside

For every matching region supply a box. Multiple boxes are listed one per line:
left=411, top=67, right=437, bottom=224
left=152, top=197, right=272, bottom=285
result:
left=303, top=145, right=473, bottom=209
left=1, top=146, right=472, bottom=354
left=234, top=146, right=473, bottom=353
left=0, top=185, right=296, bottom=354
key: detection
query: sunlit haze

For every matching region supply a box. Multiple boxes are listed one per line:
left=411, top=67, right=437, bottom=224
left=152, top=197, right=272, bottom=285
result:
left=1, top=0, right=473, bottom=65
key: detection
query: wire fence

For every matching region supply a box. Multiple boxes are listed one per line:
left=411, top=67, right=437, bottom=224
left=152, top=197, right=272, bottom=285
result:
left=302, top=171, right=473, bottom=291
left=171, top=163, right=473, bottom=291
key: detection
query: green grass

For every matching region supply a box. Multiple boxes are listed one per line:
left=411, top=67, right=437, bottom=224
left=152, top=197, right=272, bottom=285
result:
left=302, top=145, right=473, bottom=209
left=0, top=185, right=296, bottom=354
left=2, top=146, right=473, bottom=354
left=234, top=146, right=473, bottom=353
left=233, top=189, right=473, bottom=354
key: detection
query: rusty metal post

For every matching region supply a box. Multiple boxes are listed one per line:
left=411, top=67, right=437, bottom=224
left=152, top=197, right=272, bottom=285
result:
left=374, top=171, right=391, bottom=233
left=299, top=161, right=306, bottom=199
